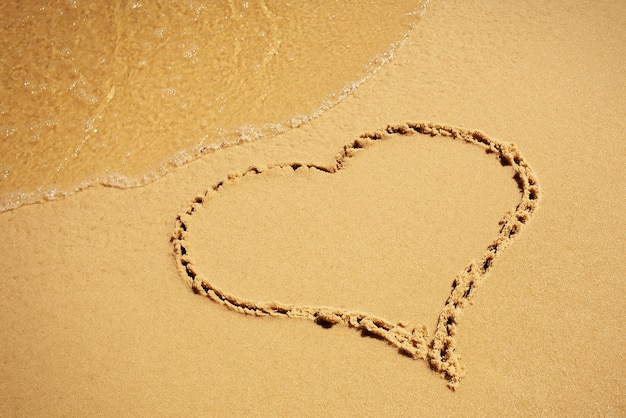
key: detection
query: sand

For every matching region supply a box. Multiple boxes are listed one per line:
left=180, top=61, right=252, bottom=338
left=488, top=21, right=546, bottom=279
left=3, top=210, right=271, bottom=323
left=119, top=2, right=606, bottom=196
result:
left=1, top=0, right=624, bottom=416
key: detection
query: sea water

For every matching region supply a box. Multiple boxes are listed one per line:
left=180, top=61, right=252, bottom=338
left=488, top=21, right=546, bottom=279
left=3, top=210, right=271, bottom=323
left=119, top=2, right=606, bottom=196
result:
left=0, top=0, right=429, bottom=212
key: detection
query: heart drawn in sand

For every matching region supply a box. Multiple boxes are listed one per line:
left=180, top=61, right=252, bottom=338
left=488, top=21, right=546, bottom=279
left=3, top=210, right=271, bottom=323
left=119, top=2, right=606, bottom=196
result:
left=171, top=122, right=540, bottom=389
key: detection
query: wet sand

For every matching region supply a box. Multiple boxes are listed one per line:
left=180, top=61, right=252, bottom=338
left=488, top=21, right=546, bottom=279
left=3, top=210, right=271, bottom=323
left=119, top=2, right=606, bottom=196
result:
left=1, top=0, right=624, bottom=415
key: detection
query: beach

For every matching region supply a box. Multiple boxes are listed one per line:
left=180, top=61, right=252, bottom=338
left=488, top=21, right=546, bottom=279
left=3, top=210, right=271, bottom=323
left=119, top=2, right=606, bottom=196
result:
left=1, top=0, right=624, bottom=416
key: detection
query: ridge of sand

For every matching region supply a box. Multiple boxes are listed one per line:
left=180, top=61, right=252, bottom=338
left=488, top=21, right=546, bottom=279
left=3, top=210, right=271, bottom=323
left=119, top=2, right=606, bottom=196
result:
left=172, top=122, right=540, bottom=389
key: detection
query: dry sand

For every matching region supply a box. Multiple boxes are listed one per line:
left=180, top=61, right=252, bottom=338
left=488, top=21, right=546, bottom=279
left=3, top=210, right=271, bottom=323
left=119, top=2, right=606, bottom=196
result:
left=1, top=0, right=624, bottom=416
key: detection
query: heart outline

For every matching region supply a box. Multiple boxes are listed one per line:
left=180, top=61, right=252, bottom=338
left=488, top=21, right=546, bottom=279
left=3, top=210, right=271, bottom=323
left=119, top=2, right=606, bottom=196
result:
left=171, top=122, right=540, bottom=389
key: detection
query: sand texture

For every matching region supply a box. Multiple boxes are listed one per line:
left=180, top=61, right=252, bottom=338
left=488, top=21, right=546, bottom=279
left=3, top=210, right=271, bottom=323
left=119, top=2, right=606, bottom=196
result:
left=1, top=0, right=625, bottom=416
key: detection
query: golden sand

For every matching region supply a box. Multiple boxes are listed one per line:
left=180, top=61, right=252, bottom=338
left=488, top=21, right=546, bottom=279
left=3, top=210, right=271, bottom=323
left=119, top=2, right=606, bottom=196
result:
left=0, top=0, right=624, bottom=415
